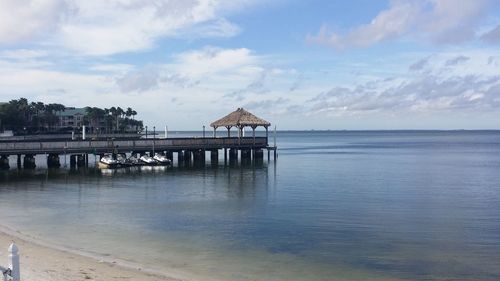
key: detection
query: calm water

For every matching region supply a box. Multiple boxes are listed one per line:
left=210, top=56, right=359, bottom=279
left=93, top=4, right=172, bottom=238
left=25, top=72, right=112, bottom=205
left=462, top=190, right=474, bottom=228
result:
left=1, top=131, right=500, bottom=280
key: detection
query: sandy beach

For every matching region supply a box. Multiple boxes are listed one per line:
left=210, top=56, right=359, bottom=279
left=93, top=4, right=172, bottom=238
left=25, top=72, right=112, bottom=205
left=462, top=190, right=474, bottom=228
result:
left=0, top=228, right=181, bottom=281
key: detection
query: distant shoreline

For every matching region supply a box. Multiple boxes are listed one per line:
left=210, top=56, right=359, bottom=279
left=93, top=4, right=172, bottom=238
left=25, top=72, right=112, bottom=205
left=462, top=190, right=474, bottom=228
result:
left=160, top=129, right=500, bottom=132
left=273, top=129, right=500, bottom=132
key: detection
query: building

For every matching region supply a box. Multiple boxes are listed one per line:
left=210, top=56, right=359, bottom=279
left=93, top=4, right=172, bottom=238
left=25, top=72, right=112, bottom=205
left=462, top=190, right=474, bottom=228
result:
left=57, top=107, right=86, bottom=129
left=56, top=107, right=138, bottom=133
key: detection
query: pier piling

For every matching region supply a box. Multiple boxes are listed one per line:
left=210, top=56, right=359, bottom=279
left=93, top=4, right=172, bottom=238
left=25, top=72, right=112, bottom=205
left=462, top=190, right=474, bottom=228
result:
left=177, top=151, right=185, bottom=164
left=254, top=149, right=263, bottom=159
left=241, top=149, right=251, bottom=159
left=210, top=150, right=218, bottom=164
left=76, top=155, right=85, bottom=167
left=192, top=150, right=199, bottom=163
left=229, top=148, right=238, bottom=162
left=241, top=149, right=252, bottom=165
left=0, top=155, right=9, bottom=169
left=166, top=151, right=173, bottom=161
left=47, top=153, right=61, bottom=168
left=193, top=149, right=205, bottom=166
left=241, top=149, right=251, bottom=165
left=184, top=150, right=192, bottom=166
left=70, top=155, right=77, bottom=168
left=23, top=154, right=36, bottom=169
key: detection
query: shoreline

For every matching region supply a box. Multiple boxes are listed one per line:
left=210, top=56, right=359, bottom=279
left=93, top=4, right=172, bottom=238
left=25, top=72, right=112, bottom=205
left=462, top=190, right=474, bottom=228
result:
left=0, top=224, right=194, bottom=281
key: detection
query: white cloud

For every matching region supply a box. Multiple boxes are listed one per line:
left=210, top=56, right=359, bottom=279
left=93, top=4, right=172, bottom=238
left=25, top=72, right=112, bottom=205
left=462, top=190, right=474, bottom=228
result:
left=0, top=0, right=68, bottom=44
left=0, top=45, right=258, bottom=106
left=88, top=63, right=134, bottom=73
left=58, top=0, right=215, bottom=55
left=300, top=52, right=500, bottom=117
left=112, top=46, right=262, bottom=94
left=0, top=65, right=109, bottom=104
left=116, top=65, right=163, bottom=93
left=108, top=46, right=302, bottom=124
left=173, top=18, right=241, bottom=39
left=481, top=25, right=500, bottom=43
left=409, top=56, right=431, bottom=72
left=444, top=56, right=470, bottom=67
left=172, top=46, right=260, bottom=77
left=0, top=0, right=261, bottom=56
left=1, top=46, right=500, bottom=129
left=422, top=0, right=490, bottom=44
left=307, top=0, right=493, bottom=49
left=0, top=49, right=49, bottom=60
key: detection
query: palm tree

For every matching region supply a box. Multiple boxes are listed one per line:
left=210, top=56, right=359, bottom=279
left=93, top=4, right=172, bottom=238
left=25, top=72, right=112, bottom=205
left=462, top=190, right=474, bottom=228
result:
left=85, top=107, right=99, bottom=133
left=103, top=108, right=110, bottom=133
left=43, top=103, right=65, bottom=131
left=116, top=107, right=124, bottom=132
left=109, top=107, right=117, bottom=132
left=126, top=107, right=133, bottom=118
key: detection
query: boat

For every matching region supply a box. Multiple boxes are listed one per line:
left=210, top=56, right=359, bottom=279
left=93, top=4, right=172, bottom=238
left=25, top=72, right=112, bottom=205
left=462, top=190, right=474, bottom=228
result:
left=98, top=154, right=119, bottom=168
left=153, top=153, right=172, bottom=165
left=116, top=153, right=134, bottom=167
left=127, top=154, right=143, bottom=166
left=139, top=155, right=157, bottom=165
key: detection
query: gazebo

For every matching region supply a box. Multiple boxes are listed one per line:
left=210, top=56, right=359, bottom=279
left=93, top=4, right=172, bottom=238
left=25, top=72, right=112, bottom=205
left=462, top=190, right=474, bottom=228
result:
left=210, top=108, right=271, bottom=140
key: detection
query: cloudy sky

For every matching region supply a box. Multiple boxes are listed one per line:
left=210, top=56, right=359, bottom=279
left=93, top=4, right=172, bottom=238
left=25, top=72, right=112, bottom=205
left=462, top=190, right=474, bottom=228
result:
left=1, top=0, right=500, bottom=130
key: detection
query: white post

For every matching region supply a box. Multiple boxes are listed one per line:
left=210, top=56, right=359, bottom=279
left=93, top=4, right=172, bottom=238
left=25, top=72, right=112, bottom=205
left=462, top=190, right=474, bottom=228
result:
left=8, top=243, right=20, bottom=281
left=164, top=126, right=168, bottom=139
left=274, top=125, right=276, bottom=148
left=82, top=125, right=86, bottom=140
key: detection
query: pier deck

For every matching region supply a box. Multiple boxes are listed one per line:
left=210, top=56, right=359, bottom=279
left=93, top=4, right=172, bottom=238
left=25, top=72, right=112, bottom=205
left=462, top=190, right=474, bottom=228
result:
left=0, top=137, right=270, bottom=155
left=0, top=137, right=276, bottom=169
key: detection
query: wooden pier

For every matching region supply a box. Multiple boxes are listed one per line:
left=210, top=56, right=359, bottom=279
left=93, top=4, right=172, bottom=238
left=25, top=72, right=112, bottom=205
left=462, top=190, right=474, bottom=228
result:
left=0, top=107, right=278, bottom=169
left=0, top=136, right=277, bottom=169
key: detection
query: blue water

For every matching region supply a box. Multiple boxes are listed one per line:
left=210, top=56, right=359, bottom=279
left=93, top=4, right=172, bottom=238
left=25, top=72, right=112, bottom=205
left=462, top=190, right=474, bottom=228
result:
left=1, top=131, right=500, bottom=280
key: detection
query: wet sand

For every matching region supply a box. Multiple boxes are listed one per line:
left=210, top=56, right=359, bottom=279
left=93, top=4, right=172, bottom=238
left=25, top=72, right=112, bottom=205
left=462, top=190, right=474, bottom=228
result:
left=0, top=228, right=184, bottom=281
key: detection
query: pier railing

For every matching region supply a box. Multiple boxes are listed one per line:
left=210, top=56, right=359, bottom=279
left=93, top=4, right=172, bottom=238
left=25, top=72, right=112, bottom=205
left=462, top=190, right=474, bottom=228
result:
left=0, top=243, right=20, bottom=281
left=0, top=137, right=269, bottom=155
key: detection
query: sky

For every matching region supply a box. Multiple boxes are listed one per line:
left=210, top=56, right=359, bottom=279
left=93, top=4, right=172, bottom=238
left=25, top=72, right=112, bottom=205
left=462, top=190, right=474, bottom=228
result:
left=0, top=0, right=500, bottom=130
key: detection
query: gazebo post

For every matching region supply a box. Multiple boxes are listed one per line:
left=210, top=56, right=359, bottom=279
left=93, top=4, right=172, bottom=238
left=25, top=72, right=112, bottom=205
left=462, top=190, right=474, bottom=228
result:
left=213, top=126, right=217, bottom=138
left=238, top=125, right=243, bottom=146
left=252, top=125, right=257, bottom=144
left=226, top=126, right=231, bottom=137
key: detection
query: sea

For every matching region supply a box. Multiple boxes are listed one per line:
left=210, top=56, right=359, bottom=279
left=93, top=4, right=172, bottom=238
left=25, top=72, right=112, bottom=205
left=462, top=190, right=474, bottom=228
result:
left=0, top=130, right=499, bottom=281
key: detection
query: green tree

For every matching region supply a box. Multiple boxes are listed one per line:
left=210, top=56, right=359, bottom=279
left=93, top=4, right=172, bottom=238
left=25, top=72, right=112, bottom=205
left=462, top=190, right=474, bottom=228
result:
left=85, top=107, right=106, bottom=133
left=0, top=98, right=142, bottom=135
left=44, top=103, right=65, bottom=131
left=126, top=107, right=133, bottom=118
left=116, top=107, right=124, bottom=132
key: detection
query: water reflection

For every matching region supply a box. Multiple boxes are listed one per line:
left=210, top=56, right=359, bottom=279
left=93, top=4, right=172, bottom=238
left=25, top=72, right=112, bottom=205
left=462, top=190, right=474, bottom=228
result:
left=0, top=160, right=270, bottom=193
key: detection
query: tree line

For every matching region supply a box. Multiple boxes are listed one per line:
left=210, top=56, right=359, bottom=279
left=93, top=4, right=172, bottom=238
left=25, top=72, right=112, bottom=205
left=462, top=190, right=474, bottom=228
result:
left=0, top=98, right=143, bottom=135
left=84, top=106, right=143, bottom=134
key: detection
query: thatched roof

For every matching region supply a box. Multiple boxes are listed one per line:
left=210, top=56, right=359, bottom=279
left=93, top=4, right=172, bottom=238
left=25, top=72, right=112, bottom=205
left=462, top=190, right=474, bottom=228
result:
left=210, top=108, right=271, bottom=128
